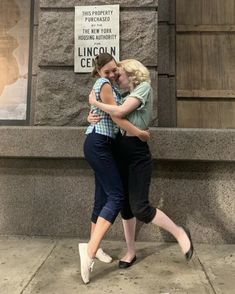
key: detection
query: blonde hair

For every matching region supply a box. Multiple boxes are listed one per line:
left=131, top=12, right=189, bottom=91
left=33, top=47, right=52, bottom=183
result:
left=119, top=59, right=151, bottom=86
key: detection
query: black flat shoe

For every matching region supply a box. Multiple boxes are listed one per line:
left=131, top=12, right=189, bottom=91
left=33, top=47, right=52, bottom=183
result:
left=182, top=226, right=194, bottom=261
left=119, top=256, right=137, bottom=269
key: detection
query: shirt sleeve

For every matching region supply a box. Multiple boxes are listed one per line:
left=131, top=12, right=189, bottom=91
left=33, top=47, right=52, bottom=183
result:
left=128, top=82, right=151, bottom=110
left=93, top=78, right=111, bottom=101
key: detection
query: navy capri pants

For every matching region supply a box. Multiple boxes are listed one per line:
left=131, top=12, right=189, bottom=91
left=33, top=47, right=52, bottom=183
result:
left=83, top=130, right=124, bottom=224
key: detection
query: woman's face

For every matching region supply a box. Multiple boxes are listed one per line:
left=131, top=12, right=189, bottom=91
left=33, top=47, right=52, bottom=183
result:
left=98, top=59, right=119, bottom=83
left=117, top=68, right=131, bottom=90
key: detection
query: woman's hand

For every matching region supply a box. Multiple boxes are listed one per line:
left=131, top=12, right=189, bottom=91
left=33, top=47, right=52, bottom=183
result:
left=89, top=90, right=97, bottom=105
left=87, top=110, right=102, bottom=124
left=137, top=129, right=150, bottom=142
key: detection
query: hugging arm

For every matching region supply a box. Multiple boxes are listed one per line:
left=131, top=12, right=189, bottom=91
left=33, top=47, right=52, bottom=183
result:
left=89, top=90, right=141, bottom=118
left=90, top=83, right=149, bottom=141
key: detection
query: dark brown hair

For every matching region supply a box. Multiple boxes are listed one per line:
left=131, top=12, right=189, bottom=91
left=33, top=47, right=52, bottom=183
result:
left=91, top=53, right=116, bottom=77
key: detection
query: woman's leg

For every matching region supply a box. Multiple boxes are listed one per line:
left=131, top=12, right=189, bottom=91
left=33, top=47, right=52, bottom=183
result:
left=90, top=182, right=100, bottom=238
left=90, top=174, right=106, bottom=237
left=90, top=222, right=96, bottom=237
left=151, top=209, right=191, bottom=254
left=119, top=165, right=137, bottom=262
left=126, top=138, right=192, bottom=256
left=114, top=145, right=137, bottom=263
left=88, top=217, right=112, bottom=258
left=121, top=217, right=136, bottom=262
left=87, top=164, right=124, bottom=258
left=90, top=181, right=112, bottom=263
left=80, top=132, right=124, bottom=282
left=84, top=132, right=123, bottom=247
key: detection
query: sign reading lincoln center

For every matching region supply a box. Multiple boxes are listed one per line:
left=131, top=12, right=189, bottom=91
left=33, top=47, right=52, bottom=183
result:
left=75, top=5, right=120, bottom=73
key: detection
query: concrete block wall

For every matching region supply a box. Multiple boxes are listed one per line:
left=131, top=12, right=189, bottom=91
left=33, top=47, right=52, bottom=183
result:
left=0, top=127, right=234, bottom=244
left=0, top=157, right=234, bottom=244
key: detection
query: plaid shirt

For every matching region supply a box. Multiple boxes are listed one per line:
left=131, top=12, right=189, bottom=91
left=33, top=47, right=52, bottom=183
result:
left=86, top=78, right=121, bottom=138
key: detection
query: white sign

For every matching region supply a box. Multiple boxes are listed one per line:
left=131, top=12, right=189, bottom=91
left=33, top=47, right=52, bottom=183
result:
left=74, top=5, right=120, bottom=73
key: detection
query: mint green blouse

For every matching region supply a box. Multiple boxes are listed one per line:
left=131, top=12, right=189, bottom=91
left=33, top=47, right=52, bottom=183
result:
left=123, top=81, right=153, bottom=130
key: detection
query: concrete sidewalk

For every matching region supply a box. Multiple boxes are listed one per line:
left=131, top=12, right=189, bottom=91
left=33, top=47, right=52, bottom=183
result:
left=0, top=236, right=234, bottom=294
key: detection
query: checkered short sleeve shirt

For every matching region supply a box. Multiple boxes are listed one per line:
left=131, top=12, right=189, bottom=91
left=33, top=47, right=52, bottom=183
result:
left=85, top=78, right=121, bottom=138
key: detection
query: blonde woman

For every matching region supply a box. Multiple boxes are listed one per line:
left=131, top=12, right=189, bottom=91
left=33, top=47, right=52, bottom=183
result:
left=89, top=59, right=194, bottom=268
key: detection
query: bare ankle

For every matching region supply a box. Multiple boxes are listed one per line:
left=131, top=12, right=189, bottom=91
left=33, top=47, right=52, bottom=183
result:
left=123, top=250, right=136, bottom=257
left=87, top=245, right=95, bottom=259
left=128, top=249, right=136, bottom=255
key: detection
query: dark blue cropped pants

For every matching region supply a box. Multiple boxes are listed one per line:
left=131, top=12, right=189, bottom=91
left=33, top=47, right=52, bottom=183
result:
left=83, top=131, right=124, bottom=224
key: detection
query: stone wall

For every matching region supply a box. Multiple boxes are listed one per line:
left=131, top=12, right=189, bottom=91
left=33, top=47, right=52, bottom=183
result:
left=31, top=0, right=159, bottom=126
left=31, top=0, right=177, bottom=126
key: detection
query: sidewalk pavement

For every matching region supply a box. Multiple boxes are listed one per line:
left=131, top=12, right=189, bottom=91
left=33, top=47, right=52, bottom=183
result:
left=0, top=236, right=234, bottom=294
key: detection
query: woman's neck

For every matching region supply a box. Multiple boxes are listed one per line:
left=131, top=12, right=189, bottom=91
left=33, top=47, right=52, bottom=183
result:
left=129, top=83, right=135, bottom=92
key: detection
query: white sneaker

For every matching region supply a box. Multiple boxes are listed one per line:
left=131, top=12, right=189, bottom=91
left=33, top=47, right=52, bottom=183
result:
left=95, top=248, right=112, bottom=263
left=78, top=243, right=94, bottom=284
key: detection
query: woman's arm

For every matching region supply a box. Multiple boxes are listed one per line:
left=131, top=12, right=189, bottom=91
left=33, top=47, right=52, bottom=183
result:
left=87, top=110, right=149, bottom=140
left=99, top=84, right=149, bottom=141
left=89, top=90, right=141, bottom=118
left=111, top=116, right=150, bottom=141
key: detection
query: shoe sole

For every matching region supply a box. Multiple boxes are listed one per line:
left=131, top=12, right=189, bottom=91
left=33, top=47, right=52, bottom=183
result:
left=78, top=243, right=90, bottom=284
left=182, top=226, right=194, bottom=261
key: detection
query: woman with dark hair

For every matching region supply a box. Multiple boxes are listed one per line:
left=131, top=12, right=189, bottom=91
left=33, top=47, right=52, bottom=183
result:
left=78, top=53, right=149, bottom=284
left=88, top=59, right=194, bottom=269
